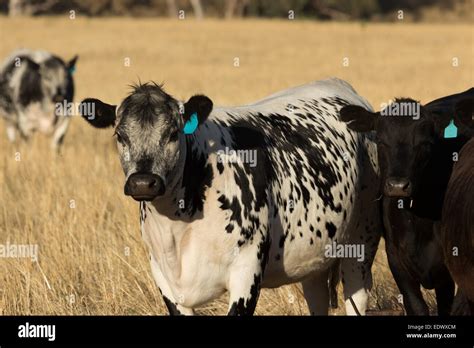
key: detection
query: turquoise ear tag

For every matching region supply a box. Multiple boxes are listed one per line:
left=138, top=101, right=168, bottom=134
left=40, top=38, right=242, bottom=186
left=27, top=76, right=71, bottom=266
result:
left=183, top=112, right=198, bottom=134
left=443, top=119, right=457, bottom=139
left=68, top=66, right=76, bottom=74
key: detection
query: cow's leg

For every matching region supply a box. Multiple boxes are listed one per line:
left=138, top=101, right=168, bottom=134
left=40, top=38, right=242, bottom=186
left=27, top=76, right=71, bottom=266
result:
left=302, top=270, right=329, bottom=315
left=386, top=249, right=429, bottom=315
left=51, top=117, right=70, bottom=152
left=227, top=267, right=262, bottom=316
left=341, top=205, right=381, bottom=315
left=6, top=121, right=16, bottom=142
left=450, top=289, right=471, bottom=315
left=341, top=233, right=380, bottom=316
left=340, top=165, right=383, bottom=316
left=469, top=300, right=474, bottom=314
left=341, top=257, right=370, bottom=315
left=149, top=254, right=194, bottom=315
left=435, top=274, right=455, bottom=316
left=227, top=238, right=269, bottom=316
left=17, top=109, right=33, bottom=141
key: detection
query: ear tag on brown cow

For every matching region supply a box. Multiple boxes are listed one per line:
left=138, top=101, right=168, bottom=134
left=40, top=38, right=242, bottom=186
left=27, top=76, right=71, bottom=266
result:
left=443, top=119, right=457, bottom=139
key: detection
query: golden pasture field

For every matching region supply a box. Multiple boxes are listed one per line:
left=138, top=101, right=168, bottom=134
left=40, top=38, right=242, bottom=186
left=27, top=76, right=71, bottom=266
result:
left=0, top=17, right=472, bottom=315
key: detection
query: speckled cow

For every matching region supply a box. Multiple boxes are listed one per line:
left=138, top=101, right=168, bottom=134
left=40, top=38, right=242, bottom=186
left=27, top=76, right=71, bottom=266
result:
left=80, top=78, right=382, bottom=315
left=0, top=49, right=78, bottom=151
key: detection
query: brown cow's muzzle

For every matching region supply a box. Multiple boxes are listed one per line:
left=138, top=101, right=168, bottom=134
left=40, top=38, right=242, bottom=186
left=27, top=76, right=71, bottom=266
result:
left=384, top=177, right=412, bottom=198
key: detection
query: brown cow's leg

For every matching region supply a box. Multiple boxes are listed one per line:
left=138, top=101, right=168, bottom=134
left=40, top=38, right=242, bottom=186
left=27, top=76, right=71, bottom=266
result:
left=435, top=275, right=455, bottom=316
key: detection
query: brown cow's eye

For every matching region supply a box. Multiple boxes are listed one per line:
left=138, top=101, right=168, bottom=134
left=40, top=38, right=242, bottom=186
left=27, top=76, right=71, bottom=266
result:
left=416, top=141, right=432, bottom=149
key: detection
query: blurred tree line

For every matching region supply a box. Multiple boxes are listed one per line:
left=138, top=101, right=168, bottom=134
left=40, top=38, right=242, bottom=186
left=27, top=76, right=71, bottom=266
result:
left=1, top=0, right=467, bottom=20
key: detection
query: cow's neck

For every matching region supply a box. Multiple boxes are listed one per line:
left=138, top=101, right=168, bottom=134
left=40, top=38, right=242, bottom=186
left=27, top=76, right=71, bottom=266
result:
left=150, top=129, right=212, bottom=220
left=383, top=198, right=435, bottom=254
left=142, top=201, right=188, bottom=280
left=144, top=130, right=212, bottom=280
left=410, top=136, right=468, bottom=220
left=178, top=131, right=213, bottom=217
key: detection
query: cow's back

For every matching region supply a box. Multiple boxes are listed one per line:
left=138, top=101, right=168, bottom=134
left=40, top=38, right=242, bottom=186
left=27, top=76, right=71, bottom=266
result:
left=0, top=49, right=52, bottom=74
left=0, top=49, right=52, bottom=117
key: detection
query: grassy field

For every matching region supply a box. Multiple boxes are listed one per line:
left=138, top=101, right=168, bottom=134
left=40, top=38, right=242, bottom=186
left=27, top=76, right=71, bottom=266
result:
left=0, top=17, right=472, bottom=315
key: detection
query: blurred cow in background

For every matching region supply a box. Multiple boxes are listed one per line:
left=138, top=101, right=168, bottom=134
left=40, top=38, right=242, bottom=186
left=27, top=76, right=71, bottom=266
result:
left=0, top=49, right=78, bottom=151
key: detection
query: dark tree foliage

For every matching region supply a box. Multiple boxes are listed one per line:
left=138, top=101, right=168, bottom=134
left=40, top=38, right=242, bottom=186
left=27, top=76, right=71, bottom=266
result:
left=0, top=0, right=462, bottom=19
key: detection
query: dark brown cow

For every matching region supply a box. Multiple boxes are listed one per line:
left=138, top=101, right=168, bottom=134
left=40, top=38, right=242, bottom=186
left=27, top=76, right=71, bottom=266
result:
left=441, top=98, right=474, bottom=315
left=339, top=89, right=473, bottom=316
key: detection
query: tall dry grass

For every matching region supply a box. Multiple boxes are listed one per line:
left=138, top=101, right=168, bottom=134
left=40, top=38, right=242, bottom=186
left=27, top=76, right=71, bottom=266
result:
left=0, top=17, right=471, bottom=315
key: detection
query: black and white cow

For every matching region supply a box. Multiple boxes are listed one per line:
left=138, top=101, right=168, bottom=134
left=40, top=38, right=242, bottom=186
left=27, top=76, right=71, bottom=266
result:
left=339, top=88, right=473, bottom=316
left=0, top=49, right=78, bottom=151
left=80, top=78, right=382, bottom=315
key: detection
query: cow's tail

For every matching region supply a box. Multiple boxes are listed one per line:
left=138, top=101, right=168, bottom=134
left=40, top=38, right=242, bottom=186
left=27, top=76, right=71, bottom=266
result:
left=328, top=259, right=341, bottom=309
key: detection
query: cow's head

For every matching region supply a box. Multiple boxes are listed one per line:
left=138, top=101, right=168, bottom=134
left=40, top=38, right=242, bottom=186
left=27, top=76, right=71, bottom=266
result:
left=40, top=55, right=78, bottom=105
left=340, top=96, right=473, bottom=199
left=79, top=83, right=213, bottom=201
left=15, top=54, right=78, bottom=136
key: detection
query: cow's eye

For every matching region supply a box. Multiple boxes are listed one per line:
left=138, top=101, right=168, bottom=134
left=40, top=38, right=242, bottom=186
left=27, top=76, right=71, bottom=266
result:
left=416, top=141, right=432, bottom=149
left=114, top=131, right=124, bottom=144
left=169, top=130, right=178, bottom=142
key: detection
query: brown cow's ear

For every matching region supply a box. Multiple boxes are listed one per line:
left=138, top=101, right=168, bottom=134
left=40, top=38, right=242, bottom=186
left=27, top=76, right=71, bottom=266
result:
left=454, top=97, right=474, bottom=129
left=340, top=105, right=378, bottom=132
left=430, top=111, right=452, bottom=135
left=79, top=98, right=116, bottom=128
left=429, top=98, right=473, bottom=136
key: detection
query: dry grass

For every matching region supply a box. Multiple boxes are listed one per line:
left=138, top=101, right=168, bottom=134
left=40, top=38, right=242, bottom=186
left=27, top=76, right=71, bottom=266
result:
left=0, top=17, right=472, bottom=315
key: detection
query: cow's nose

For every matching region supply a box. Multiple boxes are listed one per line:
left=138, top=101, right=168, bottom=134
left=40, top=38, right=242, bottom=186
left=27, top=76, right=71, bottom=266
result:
left=52, top=87, right=66, bottom=103
left=124, top=173, right=165, bottom=201
left=52, top=94, right=64, bottom=103
left=384, top=177, right=412, bottom=197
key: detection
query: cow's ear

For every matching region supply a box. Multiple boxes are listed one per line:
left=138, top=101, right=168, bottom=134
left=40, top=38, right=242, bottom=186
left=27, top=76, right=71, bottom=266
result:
left=67, top=55, right=78, bottom=74
left=455, top=97, right=474, bottom=129
left=429, top=98, right=473, bottom=137
left=79, top=98, right=116, bottom=128
left=182, top=95, right=213, bottom=133
left=340, top=105, right=377, bottom=132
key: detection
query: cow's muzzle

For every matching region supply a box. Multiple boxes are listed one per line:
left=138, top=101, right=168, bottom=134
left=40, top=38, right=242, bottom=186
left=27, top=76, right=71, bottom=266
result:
left=52, top=94, right=64, bottom=103
left=124, top=173, right=165, bottom=201
left=384, top=177, right=412, bottom=198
